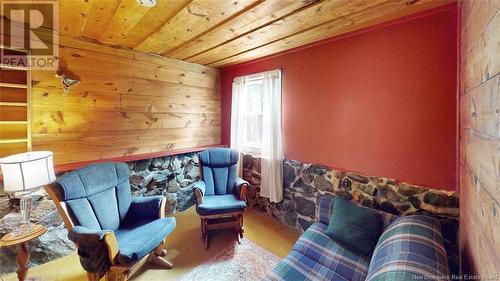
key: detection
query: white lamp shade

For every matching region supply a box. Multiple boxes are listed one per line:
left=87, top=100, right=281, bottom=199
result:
left=0, top=151, right=56, bottom=192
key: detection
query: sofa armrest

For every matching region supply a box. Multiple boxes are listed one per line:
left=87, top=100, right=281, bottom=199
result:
left=68, top=226, right=119, bottom=270
left=127, top=196, right=166, bottom=221
left=366, top=215, right=450, bottom=279
left=193, top=181, right=206, bottom=206
left=234, top=177, right=249, bottom=201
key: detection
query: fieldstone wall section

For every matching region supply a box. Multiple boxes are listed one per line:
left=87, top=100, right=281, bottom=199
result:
left=0, top=152, right=200, bottom=275
left=242, top=154, right=459, bottom=274
left=128, top=152, right=200, bottom=214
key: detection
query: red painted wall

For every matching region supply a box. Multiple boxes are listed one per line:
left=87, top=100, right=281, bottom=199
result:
left=221, top=6, right=458, bottom=191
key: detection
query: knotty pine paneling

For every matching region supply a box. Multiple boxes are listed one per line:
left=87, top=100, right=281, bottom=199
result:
left=30, top=38, right=221, bottom=165
left=459, top=0, right=500, bottom=275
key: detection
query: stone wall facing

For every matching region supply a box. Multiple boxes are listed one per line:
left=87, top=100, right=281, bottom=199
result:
left=242, top=154, right=459, bottom=274
left=128, top=152, right=200, bottom=214
left=0, top=152, right=200, bottom=275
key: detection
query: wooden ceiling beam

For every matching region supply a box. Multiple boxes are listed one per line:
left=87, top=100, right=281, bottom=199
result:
left=186, top=0, right=390, bottom=65
left=209, top=0, right=456, bottom=68
left=165, top=0, right=322, bottom=60
left=134, top=0, right=258, bottom=54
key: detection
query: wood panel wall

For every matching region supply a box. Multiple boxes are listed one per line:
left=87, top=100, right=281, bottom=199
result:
left=26, top=37, right=221, bottom=165
left=459, top=0, right=500, bottom=275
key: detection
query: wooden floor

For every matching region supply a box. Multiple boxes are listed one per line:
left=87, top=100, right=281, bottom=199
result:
left=1, top=207, right=301, bottom=281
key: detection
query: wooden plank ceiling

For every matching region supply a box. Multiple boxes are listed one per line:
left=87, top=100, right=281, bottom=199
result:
left=44, top=0, right=455, bottom=67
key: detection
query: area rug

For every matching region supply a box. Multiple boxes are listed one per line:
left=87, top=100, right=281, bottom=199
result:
left=178, top=239, right=280, bottom=281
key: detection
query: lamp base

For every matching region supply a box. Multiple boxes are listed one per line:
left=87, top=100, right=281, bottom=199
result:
left=12, top=194, right=34, bottom=238
left=12, top=223, right=36, bottom=238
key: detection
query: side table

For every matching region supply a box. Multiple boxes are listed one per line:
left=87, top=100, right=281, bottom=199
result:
left=0, top=224, right=47, bottom=281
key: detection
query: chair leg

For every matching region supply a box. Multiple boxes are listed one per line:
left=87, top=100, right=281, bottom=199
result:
left=200, top=218, right=205, bottom=239
left=202, top=218, right=209, bottom=249
left=236, top=226, right=241, bottom=244
left=238, top=214, right=244, bottom=239
left=234, top=215, right=241, bottom=244
left=148, top=254, right=173, bottom=269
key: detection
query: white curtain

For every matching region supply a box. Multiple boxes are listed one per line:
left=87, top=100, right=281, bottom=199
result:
left=230, top=76, right=245, bottom=152
left=260, top=70, right=283, bottom=202
left=230, top=69, right=283, bottom=203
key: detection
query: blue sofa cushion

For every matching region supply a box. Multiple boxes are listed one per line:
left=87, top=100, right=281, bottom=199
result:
left=197, top=194, right=246, bottom=215
left=199, top=148, right=239, bottom=195
left=366, top=215, right=449, bottom=281
left=115, top=217, right=176, bottom=265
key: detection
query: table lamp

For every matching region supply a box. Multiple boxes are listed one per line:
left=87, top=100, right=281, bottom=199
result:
left=0, top=151, right=55, bottom=236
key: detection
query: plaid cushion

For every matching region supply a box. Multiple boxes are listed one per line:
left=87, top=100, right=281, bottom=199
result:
left=293, top=223, right=370, bottom=281
left=366, top=215, right=450, bottom=281
left=266, top=250, right=351, bottom=281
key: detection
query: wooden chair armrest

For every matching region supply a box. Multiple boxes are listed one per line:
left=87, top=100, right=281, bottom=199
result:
left=103, top=232, right=119, bottom=266
left=159, top=196, right=166, bottom=219
left=194, top=188, right=203, bottom=206
left=239, top=183, right=248, bottom=201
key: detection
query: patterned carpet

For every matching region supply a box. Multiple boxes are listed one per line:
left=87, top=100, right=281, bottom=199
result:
left=178, top=238, right=280, bottom=281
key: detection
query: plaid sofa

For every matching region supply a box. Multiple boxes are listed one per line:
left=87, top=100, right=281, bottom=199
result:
left=266, top=196, right=450, bottom=281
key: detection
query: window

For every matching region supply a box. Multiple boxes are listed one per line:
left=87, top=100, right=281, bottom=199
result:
left=231, top=69, right=284, bottom=202
left=241, top=77, right=264, bottom=155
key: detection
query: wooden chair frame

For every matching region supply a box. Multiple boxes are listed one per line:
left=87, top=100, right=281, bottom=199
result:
left=45, top=184, right=174, bottom=281
left=194, top=159, right=248, bottom=249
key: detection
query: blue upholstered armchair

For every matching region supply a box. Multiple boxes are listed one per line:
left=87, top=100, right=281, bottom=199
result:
left=45, top=162, right=176, bottom=281
left=193, top=148, right=249, bottom=249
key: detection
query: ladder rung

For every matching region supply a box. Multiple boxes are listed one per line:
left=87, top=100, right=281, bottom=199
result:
left=0, top=82, right=27, bottom=89
left=0, top=139, right=28, bottom=144
left=0, top=45, right=28, bottom=53
left=0, top=102, right=27, bottom=107
left=0, top=64, right=28, bottom=71
left=0, top=121, right=28, bottom=125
